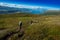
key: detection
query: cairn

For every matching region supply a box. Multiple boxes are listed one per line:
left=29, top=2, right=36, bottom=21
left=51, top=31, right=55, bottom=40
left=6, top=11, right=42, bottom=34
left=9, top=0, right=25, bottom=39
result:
left=30, top=20, right=39, bottom=24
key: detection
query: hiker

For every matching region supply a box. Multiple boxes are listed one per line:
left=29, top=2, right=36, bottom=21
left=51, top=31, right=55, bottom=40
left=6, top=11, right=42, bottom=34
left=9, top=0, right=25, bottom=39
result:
left=19, top=21, right=22, bottom=30
left=18, top=21, right=24, bottom=37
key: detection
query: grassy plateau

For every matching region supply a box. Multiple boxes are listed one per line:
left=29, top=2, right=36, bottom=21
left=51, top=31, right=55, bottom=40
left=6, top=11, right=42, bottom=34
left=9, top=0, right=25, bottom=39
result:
left=0, top=13, right=60, bottom=40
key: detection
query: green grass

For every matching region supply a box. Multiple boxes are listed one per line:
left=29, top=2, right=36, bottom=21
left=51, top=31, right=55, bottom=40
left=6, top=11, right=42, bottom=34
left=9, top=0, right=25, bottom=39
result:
left=0, top=13, right=60, bottom=40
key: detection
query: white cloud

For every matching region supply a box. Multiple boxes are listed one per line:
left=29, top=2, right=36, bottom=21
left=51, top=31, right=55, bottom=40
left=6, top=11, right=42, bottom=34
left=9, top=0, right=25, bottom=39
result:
left=0, top=2, right=60, bottom=10
left=0, top=2, right=39, bottom=9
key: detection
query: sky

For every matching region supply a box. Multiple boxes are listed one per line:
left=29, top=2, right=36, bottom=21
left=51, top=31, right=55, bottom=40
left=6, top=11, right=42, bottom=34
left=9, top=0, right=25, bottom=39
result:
left=0, top=0, right=60, bottom=9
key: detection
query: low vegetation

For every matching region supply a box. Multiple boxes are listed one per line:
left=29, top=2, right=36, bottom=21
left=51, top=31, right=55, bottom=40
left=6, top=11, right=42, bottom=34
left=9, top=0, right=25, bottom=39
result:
left=0, top=13, right=60, bottom=40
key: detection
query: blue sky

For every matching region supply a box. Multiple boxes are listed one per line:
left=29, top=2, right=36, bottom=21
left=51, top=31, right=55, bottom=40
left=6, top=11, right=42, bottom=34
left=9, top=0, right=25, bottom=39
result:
left=0, top=0, right=60, bottom=8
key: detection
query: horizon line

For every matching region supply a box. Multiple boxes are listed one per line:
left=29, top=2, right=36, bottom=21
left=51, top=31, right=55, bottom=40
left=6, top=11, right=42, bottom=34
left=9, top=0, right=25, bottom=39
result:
left=0, top=2, right=60, bottom=10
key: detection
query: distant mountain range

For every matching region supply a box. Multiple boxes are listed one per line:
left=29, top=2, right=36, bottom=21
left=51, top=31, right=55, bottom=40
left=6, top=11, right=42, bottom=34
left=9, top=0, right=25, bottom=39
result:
left=0, top=5, right=48, bottom=14
left=0, top=5, right=60, bottom=15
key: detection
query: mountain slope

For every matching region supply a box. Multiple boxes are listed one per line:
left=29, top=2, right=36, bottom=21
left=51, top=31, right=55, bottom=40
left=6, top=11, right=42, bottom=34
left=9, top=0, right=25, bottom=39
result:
left=43, top=10, right=60, bottom=15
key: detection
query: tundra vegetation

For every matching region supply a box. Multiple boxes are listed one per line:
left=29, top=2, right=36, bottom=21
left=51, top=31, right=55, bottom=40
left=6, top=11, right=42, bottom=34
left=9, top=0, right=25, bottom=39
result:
left=0, top=13, right=60, bottom=40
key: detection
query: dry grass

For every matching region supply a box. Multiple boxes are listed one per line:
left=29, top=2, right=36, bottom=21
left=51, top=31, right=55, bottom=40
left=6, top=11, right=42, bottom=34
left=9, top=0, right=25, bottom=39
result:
left=0, top=14, right=60, bottom=40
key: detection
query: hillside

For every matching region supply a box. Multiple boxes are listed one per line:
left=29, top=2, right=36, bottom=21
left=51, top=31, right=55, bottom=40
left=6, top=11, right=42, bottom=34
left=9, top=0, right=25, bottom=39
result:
left=0, top=13, right=60, bottom=40
left=42, top=10, right=60, bottom=15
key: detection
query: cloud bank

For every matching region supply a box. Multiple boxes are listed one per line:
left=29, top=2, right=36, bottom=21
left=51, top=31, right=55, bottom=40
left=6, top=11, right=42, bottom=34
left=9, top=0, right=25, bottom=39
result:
left=0, top=2, right=60, bottom=10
